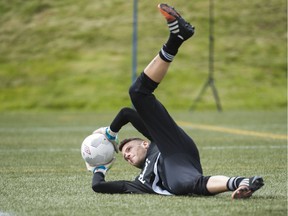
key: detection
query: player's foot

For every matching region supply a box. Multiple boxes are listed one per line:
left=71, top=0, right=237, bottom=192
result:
left=232, top=176, right=264, bottom=199
left=158, top=3, right=195, bottom=41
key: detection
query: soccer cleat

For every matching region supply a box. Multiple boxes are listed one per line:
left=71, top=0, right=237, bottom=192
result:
left=232, top=176, right=264, bottom=199
left=158, top=3, right=181, bottom=22
left=158, top=3, right=195, bottom=41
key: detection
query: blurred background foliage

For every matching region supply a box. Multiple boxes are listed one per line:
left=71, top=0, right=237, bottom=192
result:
left=0, top=0, right=286, bottom=111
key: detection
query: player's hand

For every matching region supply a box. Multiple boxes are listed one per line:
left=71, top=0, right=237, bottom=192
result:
left=92, top=157, right=116, bottom=175
left=85, top=162, right=97, bottom=173
left=93, top=127, right=119, bottom=153
left=92, top=127, right=106, bottom=135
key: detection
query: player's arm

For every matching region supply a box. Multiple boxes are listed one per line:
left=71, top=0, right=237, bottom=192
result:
left=92, top=173, right=153, bottom=194
left=86, top=160, right=153, bottom=194
left=93, top=107, right=152, bottom=152
left=109, top=107, right=152, bottom=140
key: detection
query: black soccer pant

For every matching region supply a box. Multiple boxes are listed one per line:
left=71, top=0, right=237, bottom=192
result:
left=129, top=72, right=211, bottom=195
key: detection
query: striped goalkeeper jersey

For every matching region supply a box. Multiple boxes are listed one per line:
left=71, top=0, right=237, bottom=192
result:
left=92, top=142, right=172, bottom=195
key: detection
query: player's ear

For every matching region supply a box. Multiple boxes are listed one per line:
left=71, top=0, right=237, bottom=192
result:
left=142, top=141, right=150, bottom=149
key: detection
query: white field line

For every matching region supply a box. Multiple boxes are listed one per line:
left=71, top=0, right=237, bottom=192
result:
left=202, top=145, right=286, bottom=150
left=0, top=127, right=92, bottom=133
left=177, top=121, right=287, bottom=140
left=0, top=148, right=79, bottom=153
left=0, top=212, right=13, bottom=216
left=0, top=145, right=286, bottom=153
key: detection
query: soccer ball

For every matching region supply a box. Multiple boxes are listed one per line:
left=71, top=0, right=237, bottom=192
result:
left=81, top=133, right=115, bottom=166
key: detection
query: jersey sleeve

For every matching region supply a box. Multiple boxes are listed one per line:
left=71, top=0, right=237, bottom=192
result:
left=92, top=172, right=154, bottom=194
left=109, top=107, right=152, bottom=140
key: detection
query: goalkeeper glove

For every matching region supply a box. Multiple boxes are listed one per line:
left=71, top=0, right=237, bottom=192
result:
left=85, top=158, right=115, bottom=175
left=92, top=127, right=119, bottom=153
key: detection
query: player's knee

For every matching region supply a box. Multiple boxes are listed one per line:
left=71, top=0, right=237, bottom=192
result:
left=129, top=82, right=143, bottom=105
left=128, top=83, right=137, bottom=97
left=168, top=181, right=192, bottom=195
left=129, top=72, right=157, bottom=101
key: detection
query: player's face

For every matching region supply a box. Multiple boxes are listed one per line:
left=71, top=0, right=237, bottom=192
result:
left=121, top=140, right=149, bottom=168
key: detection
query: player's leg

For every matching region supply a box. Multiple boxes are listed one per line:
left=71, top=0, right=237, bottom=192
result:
left=129, top=3, right=198, bottom=158
left=129, top=4, right=206, bottom=195
left=207, top=175, right=264, bottom=199
left=143, top=55, right=170, bottom=84
left=206, top=175, right=230, bottom=193
left=144, top=3, right=194, bottom=83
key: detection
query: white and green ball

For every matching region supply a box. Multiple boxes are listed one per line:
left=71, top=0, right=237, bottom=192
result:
left=81, top=133, right=115, bottom=166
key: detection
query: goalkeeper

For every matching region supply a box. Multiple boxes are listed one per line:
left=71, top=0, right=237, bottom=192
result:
left=86, top=3, right=264, bottom=199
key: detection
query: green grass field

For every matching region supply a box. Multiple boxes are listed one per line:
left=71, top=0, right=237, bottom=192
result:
left=0, top=110, right=286, bottom=216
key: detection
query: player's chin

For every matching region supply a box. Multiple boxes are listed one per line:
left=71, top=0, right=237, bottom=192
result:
left=133, top=160, right=144, bottom=169
left=129, top=158, right=139, bottom=167
left=128, top=158, right=135, bottom=165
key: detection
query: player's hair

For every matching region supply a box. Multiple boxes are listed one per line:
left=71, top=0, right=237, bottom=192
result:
left=118, top=137, right=144, bottom=152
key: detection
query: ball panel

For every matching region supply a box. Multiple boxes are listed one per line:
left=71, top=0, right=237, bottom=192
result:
left=81, top=133, right=115, bottom=166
